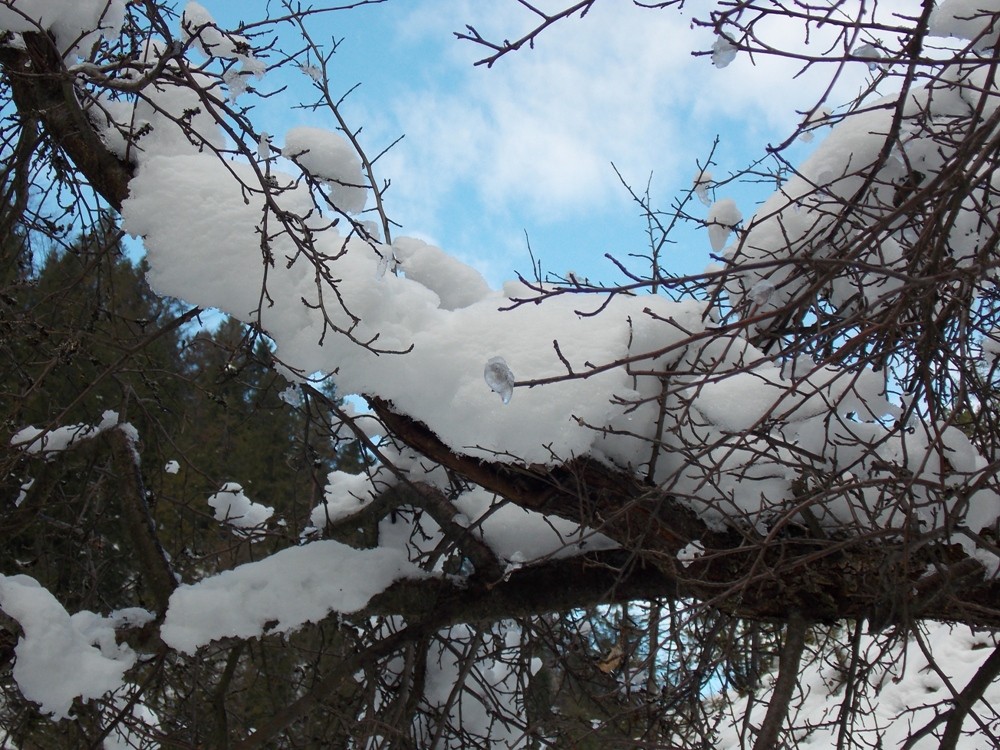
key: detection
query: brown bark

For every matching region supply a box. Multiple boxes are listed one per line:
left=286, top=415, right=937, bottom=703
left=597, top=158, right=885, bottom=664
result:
left=0, top=31, right=134, bottom=209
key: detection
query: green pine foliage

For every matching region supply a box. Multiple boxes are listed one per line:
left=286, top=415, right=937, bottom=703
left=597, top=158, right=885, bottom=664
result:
left=0, top=208, right=371, bottom=746
left=0, top=210, right=365, bottom=605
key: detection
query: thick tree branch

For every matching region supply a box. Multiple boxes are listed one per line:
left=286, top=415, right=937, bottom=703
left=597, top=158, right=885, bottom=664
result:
left=0, top=31, right=134, bottom=210
left=364, top=550, right=677, bottom=624
left=102, top=428, right=177, bottom=614
left=752, top=611, right=807, bottom=750
left=370, top=397, right=1000, bottom=627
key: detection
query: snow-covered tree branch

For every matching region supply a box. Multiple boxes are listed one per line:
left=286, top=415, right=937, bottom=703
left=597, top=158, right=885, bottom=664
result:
left=4, top=0, right=1000, bottom=746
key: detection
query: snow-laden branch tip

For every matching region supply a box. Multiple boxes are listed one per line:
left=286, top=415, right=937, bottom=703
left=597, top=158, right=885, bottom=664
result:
left=284, top=126, right=367, bottom=214
left=11, top=410, right=133, bottom=457
left=693, top=169, right=712, bottom=206
left=161, top=540, right=425, bottom=654
left=0, top=575, right=152, bottom=718
left=206, top=483, right=275, bottom=540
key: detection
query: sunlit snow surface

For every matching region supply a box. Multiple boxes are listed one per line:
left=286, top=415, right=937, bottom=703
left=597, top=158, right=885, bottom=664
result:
left=122, top=151, right=712, bottom=466
left=161, top=540, right=424, bottom=654
left=284, top=126, right=367, bottom=213
left=0, top=0, right=125, bottom=57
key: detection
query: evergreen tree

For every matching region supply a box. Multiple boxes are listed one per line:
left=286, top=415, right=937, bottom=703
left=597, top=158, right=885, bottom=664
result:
left=0, top=211, right=369, bottom=745
left=0, top=214, right=188, bottom=611
left=1, top=214, right=365, bottom=605
left=159, top=315, right=367, bottom=567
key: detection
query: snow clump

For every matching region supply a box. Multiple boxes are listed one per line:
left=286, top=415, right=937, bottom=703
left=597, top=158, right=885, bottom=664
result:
left=0, top=575, right=151, bottom=718
left=284, top=126, right=367, bottom=214
left=706, top=198, right=742, bottom=252
left=207, top=482, right=274, bottom=538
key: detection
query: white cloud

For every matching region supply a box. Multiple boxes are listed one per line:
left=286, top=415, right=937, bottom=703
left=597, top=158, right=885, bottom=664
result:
left=377, top=1, right=701, bottom=228
left=370, top=1, right=901, bottom=239
left=254, top=0, right=919, bottom=279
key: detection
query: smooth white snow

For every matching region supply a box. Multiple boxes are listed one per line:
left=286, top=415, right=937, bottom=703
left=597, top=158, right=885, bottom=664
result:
left=0, top=575, right=149, bottom=718
left=161, top=540, right=424, bottom=653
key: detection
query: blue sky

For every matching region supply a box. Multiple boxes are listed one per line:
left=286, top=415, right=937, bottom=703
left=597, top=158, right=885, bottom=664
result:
left=213, top=0, right=876, bottom=289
